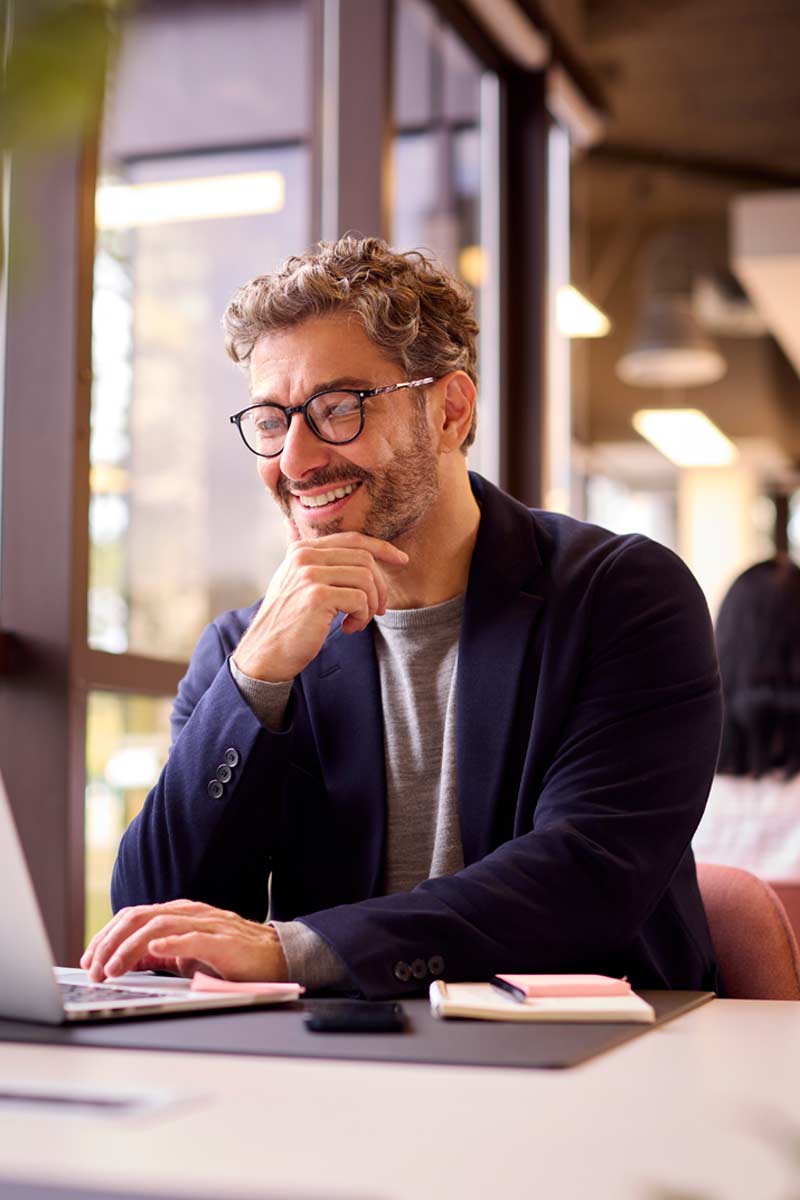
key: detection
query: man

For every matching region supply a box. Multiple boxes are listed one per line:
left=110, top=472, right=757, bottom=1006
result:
left=83, top=236, right=722, bottom=997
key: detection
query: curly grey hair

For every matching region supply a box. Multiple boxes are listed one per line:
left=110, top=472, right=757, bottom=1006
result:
left=222, top=235, right=479, bottom=449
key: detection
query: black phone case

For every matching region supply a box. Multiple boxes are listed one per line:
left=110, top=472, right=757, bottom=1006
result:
left=304, top=1000, right=405, bottom=1033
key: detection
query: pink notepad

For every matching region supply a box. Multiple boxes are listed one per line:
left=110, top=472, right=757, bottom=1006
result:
left=495, top=973, right=631, bottom=997
left=190, top=971, right=304, bottom=998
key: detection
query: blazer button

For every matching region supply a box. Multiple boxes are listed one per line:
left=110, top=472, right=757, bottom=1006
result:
left=224, top=747, right=240, bottom=768
left=216, top=763, right=233, bottom=784
left=427, top=955, right=445, bottom=977
left=393, top=961, right=412, bottom=983
left=411, top=958, right=427, bottom=980
left=207, top=779, right=224, bottom=800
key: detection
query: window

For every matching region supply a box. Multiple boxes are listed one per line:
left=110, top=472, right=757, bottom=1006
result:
left=90, top=0, right=312, bottom=661
left=83, top=0, right=313, bottom=935
left=391, top=0, right=500, bottom=483
left=392, top=0, right=482, bottom=296
left=85, top=691, right=172, bottom=940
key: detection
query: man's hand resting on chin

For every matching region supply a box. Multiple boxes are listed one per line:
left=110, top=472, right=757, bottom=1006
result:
left=80, top=899, right=289, bottom=984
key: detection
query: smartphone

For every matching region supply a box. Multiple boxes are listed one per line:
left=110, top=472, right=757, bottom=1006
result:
left=303, top=1000, right=405, bottom=1033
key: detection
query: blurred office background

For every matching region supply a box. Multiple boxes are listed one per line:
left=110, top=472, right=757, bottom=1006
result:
left=1, top=0, right=799, bottom=957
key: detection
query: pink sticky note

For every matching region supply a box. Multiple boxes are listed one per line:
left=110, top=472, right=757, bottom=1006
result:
left=190, top=970, right=305, bottom=996
left=496, top=973, right=631, bottom=997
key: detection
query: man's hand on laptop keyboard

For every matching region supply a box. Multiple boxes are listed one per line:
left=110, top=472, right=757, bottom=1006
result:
left=80, top=899, right=289, bottom=985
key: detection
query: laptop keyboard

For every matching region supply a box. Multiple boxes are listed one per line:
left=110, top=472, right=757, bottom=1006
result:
left=60, top=982, right=169, bottom=1005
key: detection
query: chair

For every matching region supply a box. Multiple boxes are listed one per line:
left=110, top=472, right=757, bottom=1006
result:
left=696, top=862, right=800, bottom=1000
left=769, top=882, right=800, bottom=946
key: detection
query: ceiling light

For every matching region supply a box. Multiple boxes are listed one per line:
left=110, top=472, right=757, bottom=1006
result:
left=632, top=409, right=738, bottom=467
left=617, top=296, right=726, bottom=388
left=556, top=286, right=611, bottom=337
left=95, top=171, right=286, bottom=229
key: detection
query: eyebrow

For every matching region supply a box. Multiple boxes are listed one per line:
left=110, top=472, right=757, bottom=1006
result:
left=249, top=376, right=376, bottom=405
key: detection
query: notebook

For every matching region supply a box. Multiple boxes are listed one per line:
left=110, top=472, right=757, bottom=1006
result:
left=429, top=980, right=656, bottom=1023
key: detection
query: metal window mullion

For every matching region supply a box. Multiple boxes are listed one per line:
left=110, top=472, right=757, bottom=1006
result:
left=501, top=68, right=549, bottom=507
left=474, top=70, right=505, bottom=488
left=320, top=0, right=391, bottom=241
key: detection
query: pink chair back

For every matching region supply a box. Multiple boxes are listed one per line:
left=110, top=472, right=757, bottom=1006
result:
left=769, top=882, right=800, bottom=947
left=696, top=862, right=800, bottom=1000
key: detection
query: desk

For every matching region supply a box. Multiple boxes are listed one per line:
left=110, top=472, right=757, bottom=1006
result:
left=0, top=999, right=798, bottom=1200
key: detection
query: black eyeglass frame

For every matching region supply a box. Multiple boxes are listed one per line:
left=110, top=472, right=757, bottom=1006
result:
left=229, top=376, right=436, bottom=458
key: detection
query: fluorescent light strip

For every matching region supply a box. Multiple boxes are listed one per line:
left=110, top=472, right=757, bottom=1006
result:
left=632, top=409, right=739, bottom=467
left=556, top=285, right=611, bottom=337
left=95, top=171, right=286, bottom=230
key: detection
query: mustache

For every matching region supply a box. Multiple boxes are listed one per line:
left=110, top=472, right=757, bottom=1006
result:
left=276, top=464, right=372, bottom=501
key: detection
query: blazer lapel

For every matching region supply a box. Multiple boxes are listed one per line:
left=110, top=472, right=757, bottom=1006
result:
left=457, top=475, right=545, bottom=865
left=302, top=620, right=386, bottom=898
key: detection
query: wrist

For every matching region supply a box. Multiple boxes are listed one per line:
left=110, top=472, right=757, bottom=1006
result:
left=265, top=923, right=289, bottom=982
left=231, top=648, right=292, bottom=685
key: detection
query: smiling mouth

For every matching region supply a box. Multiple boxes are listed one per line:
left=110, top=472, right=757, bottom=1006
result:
left=293, top=481, right=362, bottom=510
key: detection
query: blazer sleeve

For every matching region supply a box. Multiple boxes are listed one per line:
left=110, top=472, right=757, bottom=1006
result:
left=111, top=618, right=295, bottom=919
left=300, top=537, right=723, bottom=997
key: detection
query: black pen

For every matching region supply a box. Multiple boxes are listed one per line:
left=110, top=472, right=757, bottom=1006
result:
left=489, top=975, right=528, bottom=1004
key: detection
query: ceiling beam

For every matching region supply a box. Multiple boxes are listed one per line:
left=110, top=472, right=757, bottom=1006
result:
left=583, top=0, right=696, bottom=43
left=588, top=143, right=800, bottom=189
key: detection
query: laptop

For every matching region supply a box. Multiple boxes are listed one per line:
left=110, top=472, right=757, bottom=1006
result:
left=0, top=771, right=286, bottom=1023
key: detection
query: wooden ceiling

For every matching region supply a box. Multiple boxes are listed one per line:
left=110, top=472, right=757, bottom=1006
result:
left=545, top=0, right=800, bottom=184
left=535, top=0, right=800, bottom=458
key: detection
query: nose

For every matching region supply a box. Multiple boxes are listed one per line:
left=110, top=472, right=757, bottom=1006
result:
left=278, top=410, right=330, bottom=482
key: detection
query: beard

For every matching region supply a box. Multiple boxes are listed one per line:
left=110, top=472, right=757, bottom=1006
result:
left=274, top=406, right=440, bottom=543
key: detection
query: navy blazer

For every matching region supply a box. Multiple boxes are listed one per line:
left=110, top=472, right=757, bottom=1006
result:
left=113, top=474, right=723, bottom=997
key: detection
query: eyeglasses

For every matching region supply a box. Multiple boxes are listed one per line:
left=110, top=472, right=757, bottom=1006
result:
left=229, top=377, right=435, bottom=458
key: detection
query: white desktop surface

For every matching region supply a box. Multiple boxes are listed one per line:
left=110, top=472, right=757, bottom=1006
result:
left=0, top=998, right=798, bottom=1200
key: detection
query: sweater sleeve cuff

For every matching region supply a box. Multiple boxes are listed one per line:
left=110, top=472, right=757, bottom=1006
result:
left=228, top=657, right=293, bottom=731
left=270, top=919, right=352, bottom=991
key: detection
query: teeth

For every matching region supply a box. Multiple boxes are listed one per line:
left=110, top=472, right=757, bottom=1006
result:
left=298, top=482, right=358, bottom=508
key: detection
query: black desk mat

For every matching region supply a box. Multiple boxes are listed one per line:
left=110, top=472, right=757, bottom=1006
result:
left=0, top=991, right=713, bottom=1070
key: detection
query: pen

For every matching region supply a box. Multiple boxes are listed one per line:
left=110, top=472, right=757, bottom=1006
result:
left=489, top=975, right=527, bottom=1003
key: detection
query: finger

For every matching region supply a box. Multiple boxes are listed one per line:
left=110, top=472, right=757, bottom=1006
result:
left=83, top=900, right=214, bottom=973
left=322, top=586, right=371, bottom=630
left=302, top=532, right=408, bottom=565
left=134, top=953, right=182, bottom=975
left=307, top=567, right=380, bottom=619
left=286, top=517, right=301, bottom=544
left=290, top=546, right=380, bottom=569
left=81, top=911, right=127, bottom=967
left=85, top=906, right=164, bottom=979
left=98, top=911, right=223, bottom=980
left=341, top=613, right=369, bottom=635
left=288, top=548, right=389, bottom=614
left=375, top=563, right=389, bottom=614
left=82, top=902, right=157, bottom=966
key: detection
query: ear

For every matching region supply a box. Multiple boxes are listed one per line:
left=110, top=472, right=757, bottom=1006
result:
left=436, top=371, right=476, bottom=453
